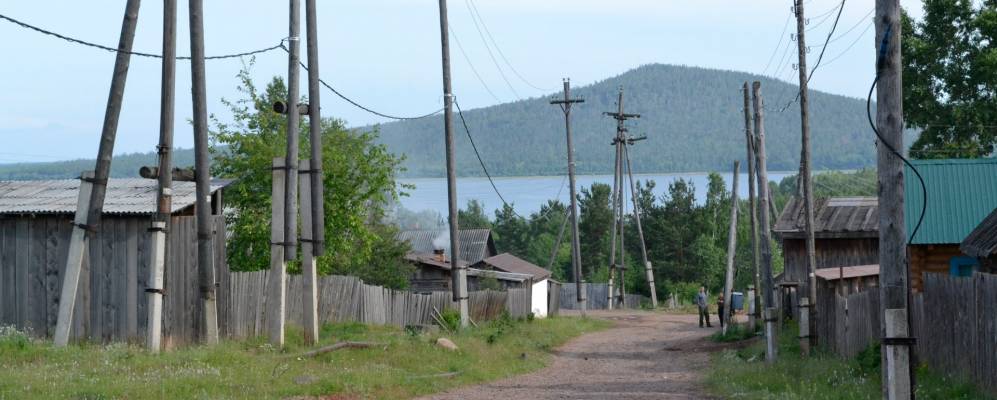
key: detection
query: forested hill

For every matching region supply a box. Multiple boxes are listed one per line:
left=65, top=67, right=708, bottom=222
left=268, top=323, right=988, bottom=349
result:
left=0, top=149, right=194, bottom=180
left=376, top=64, right=877, bottom=177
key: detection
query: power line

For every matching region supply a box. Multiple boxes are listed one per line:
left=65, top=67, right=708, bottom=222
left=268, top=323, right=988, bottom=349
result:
left=448, top=27, right=503, bottom=103
left=0, top=13, right=284, bottom=60
left=761, top=14, right=794, bottom=76
left=777, top=0, right=847, bottom=113
left=465, top=0, right=555, bottom=92
left=453, top=98, right=513, bottom=210
left=827, top=8, right=874, bottom=43
left=284, top=46, right=443, bottom=121
left=821, top=21, right=873, bottom=67
left=463, top=0, right=521, bottom=99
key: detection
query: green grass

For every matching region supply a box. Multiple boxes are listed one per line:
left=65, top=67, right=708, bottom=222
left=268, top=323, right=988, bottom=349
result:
left=707, top=322, right=994, bottom=400
left=709, top=323, right=760, bottom=343
left=0, top=315, right=609, bottom=399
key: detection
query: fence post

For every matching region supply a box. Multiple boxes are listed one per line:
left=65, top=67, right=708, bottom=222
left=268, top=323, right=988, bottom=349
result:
left=799, top=297, right=810, bottom=356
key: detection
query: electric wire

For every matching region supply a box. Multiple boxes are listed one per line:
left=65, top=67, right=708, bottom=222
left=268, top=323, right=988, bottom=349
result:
left=821, top=21, right=874, bottom=67
left=778, top=0, right=847, bottom=113
left=448, top=27, right=503, bottom=104
left=465, top=0, right=556, bottom=92
left=761, top=14, right=794, bottom=76
left=283, top=46, right=443, bottom=121
left=463, top=0, right=521, bottom=99
left=827, top=8, right=874, bottom=43
left=0, top=13, right=284, bottom=60
left=453, top=98, right=515, bottom=214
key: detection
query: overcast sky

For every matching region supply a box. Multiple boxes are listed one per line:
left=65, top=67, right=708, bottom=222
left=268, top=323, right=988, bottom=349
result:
left=0, top=0, right=925, bottom=164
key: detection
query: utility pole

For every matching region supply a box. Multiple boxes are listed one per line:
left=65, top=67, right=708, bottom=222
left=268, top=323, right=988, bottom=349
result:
left=742, top=82, right=761, bottom=330
left=53, top=0, right=142, bottom=347
left=875, top=1, right=912, bottom=397
left=147, top=0, right=176, bottom=353
left=722, top=161, right=739, bottom=335
left=551, top=79, right=586, bottom=315
left=302, top=0, right=324, bottom=346
left=604, top=88, right=656, bottom=308
left=752, top=81, right=778, bottom=362
left=189, top=0, right=219, bottom=344
left=438, top=0, right=469, bottom=326
left=793, top=0, right=819, bottom=346
left=606, top=139, right=621, bottom=310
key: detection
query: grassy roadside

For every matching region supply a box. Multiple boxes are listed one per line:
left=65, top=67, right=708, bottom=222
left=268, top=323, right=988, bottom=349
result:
left=706, top=323, right=993, bottom=400
left=0, top=315, right=609, bottom=399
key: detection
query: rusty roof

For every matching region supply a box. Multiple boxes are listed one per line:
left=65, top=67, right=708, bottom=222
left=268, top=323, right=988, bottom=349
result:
left=0, top=178, right=228, bottom=216
left=961, top=207, right=997, bottom=258
left=404, top=252, right=530, bottom=282
left=479, top=253, right=551, bottom=281
left=773, top=196, right=878, bottom=239
left=398, top=229, right=496, bottom=264
left=815, top=264, right=880, bottom=281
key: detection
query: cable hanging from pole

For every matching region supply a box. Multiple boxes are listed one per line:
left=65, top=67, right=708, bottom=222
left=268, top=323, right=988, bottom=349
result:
left=777, top=0, right=847, bottom=113
left=0, top=13, right=285, bottom=60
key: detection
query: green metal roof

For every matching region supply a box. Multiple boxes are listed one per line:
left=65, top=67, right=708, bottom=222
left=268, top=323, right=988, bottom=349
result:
left=904, top=158, right=997, bottom=245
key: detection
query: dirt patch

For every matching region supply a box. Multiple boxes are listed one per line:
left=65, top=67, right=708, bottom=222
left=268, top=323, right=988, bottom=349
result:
left=417, top=310, right=739, bottom=400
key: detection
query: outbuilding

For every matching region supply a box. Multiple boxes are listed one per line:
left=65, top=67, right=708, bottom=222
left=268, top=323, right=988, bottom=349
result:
left=476, top=253, right=554, bottom=318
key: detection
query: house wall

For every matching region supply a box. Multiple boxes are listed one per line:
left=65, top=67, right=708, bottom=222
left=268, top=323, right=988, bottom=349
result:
left=909, top=244, right=967, bottom=292
left=531, top=279, right=548, bottom=318
left=0, top=214, right=227, bottom=345
left=782, top=238, right=880, bottom=283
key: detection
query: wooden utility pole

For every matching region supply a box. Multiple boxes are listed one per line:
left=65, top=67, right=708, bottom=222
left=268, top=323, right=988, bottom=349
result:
left=875, top=1, right=912, bottom=397
left=722, top=161, right=739, bottom=334
left=189, top=0, right=219, bottom=344
left=742, top=82, right=761, bottom=329
left=606, top=139, right=621, bottom=310
left=147, top=0, right=176, bottom=353
left=302, top=0, right=324, bottom=346
left=551, top=79, right=586, bottom=315
left=438, top=0, right=469, bottom=326
left=752, top=81, right=778, bottom=362
left=624, top=142, right=656, bottom=308
left=793, top=0, right=819, bottom=345
left=54, top=0, right=142, bottom=347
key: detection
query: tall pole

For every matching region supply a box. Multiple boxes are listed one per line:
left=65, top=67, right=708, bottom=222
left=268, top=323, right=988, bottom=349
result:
left=875, top=1, right=912, bottom=397
left=793, top=0, right=819, bottom=344
left=551, top=80, right=586, bottom=315
left=743, top=82, right=762, bottom=328
left=302, top=0, right=324, bottom=346
left=722, top=161, right=740, bottom=334
left=53, top=0, right=142, bottom=347
left=189, top=0, right=219, bottom=344
left=606, top=139, right=621, bottom=310
left=284, top=0, right=301, bottom=263
left=624, top=143, right=657, bottom=308
left=752, top=81, right=778, bottom=362
left=438, top=0, right=469, bottom=326
left=147, top=0, right=176, bottom=353
left=603, top=88, right=644, bottom=309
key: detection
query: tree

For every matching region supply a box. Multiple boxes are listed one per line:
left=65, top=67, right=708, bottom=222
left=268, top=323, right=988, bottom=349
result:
left=903, top=1, right=997, bottom=158
left=578, top=183, right=613, bottom=277
left=493, top=203, right=528, bottom=255
left=210, top=66, right=412, bottom=288
left=458, top=199, right=492, bottom=229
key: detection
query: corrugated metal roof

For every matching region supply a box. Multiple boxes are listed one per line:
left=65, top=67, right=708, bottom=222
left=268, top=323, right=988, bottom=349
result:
left=0, top=178, right=228, bottom=215
left=773, top=196, right=878, bottom=238
left=961, top=207, right=997, bottom=258
left=404, top=252, right=530, bottom=282
left=480, top=253, right=551, bottom=281
left=398, top=229, right=495, bottom=264
left=905, top=158, right=997, bottom=244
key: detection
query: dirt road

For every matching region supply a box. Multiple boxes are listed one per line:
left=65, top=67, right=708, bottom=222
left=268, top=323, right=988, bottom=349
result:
left=419, top=310, right=729, bottom=400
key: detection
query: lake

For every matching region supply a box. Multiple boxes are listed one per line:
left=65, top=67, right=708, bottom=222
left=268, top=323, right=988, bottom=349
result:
left=397, top=171, right=793, bottom=217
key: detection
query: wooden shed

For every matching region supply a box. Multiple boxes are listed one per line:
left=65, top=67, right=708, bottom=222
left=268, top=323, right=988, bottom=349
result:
left=960, top=207, right=997, bottom=273
left=475, top=253, right=553, bottom=317
left=398, top=229, right=497, bottom=265
left=0, top=178, right=228, bottom=344
left=773, top=196, right=879, bottom=313
left=905, top=158, right=997, bottom=291
left=404, top=252, right=530, bottom=292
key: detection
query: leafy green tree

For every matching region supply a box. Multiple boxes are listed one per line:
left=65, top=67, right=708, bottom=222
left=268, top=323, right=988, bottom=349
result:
left=578, top=183, right=613, bottom=277
left=903, top=1, right=997, bottom=158
left=210, top=67, right=412, bottom=288
left=458, top=199, right=492, bottom=229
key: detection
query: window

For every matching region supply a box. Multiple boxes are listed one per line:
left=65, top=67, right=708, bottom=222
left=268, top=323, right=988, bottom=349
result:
left=949, top=256, right=979, bottom=277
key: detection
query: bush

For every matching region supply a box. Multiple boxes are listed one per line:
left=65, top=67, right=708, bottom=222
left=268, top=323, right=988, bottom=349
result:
left=438, top=309, right=462, bottom=333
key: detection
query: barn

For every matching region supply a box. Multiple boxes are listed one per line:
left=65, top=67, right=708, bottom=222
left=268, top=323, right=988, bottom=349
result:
left=0, top=178, right=228, bottom=344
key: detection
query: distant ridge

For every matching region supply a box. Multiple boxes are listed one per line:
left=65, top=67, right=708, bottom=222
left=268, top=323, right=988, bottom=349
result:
left=0, top=149, right=194, bottom=181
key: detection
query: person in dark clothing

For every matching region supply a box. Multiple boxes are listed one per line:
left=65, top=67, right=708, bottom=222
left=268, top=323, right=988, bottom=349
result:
left=717, top=293, right=726, bottom=328
left=697, top=286, right=712, bottom=328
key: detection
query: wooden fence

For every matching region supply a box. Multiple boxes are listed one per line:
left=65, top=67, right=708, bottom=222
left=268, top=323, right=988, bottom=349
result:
left=0, top=215, right=226, bottom=346
left=559, top=283, right=647, bottom=310
left=815, top=272, right=997, bottom=394
left=222, top=271, right=533, bottom=338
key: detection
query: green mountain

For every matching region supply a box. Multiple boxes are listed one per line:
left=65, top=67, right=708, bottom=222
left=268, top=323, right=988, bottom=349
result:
left=376, top=63, right=878, bottom=177
left=0, top=149, right=194, bottom=180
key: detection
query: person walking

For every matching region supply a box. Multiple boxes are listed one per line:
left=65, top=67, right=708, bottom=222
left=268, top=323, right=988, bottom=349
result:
left=717, top=293, right=726, bottom=328
left=697, top=286, right=712, bottom=328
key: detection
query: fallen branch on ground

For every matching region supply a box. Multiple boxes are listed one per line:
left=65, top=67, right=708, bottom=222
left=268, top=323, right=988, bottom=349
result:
left=289, top=341, right=383, bottom=358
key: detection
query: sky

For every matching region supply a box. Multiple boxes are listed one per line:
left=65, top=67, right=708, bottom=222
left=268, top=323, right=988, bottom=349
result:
left=0, top=0, right=925, bottom=164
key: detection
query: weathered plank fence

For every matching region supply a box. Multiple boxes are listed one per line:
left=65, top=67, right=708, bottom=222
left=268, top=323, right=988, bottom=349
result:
left=0, top=215, right=225, bottom=346
left=559, top=283, right=647, bottom=310
left=815, top=272, right=997, bottom=394
left=223, top=271, right=532, bottom=338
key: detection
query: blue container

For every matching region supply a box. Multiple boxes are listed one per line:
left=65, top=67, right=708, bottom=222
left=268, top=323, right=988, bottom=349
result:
left=731, top=292, right=744, bottom=311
